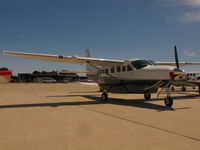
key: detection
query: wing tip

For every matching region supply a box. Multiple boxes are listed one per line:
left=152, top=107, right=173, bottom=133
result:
left=1, top=51, right=11, bottom=56
left=1, top=51, right=6, bottom=56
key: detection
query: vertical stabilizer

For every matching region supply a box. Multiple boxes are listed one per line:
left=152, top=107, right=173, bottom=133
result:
left=85, top=48, right=91, bottom=58
left=85, top=48, right=97, bottom=73
left=85, top=48, right=98, bottom=81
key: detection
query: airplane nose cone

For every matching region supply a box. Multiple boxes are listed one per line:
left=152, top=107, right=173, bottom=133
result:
left=169, top=68, right=185, bottom=79
left=172, top=68, right=183, bottom=72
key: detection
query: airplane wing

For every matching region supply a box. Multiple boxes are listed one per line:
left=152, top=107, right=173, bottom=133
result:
left=2, top=51, right=124, bottom=67
left=157, top=62, right=200, bottom=67
left=3, top=51, right=200, bottom=67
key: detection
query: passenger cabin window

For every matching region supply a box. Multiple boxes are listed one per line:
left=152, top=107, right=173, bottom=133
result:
left=127, top=65, right=133, bottom=71
left=105, top=69, right=109, bottom=74
left=117, top=66, right=121, bottom=72
left=122, top=66, right=126, bottom=72
left=111, top=68, right=115, bottom=73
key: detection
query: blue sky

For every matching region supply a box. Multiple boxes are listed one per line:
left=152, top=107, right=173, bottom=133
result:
left=0, top=0, right=200, bottom=74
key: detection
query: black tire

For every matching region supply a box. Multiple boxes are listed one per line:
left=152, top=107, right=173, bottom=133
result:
left=144, top=93, right=151, bottom=100
left=181, top=87, right=186, bottom=92
left=101, top=92, right=108, bottom=101
left=199, top=86, right=200, bottom=94
left=164, top=97, right=173, bottom=107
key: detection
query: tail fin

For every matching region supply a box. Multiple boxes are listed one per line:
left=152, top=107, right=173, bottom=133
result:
left=85, top=48, right=97, bottom=73
left=85, top=49, right=98, bottom=81
left=85, top=48, right=91, bottom=58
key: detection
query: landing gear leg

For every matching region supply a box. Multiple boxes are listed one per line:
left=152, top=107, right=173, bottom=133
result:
left=101, top=91, right=108, bottom=101
left=144, top=93, right=151, bottom=100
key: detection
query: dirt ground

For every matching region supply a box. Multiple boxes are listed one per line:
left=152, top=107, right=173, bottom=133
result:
left=0, top=83, right=199, bottom=150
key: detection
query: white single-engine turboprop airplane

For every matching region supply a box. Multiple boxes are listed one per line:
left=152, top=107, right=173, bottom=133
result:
left=172, top=72, right=200, bottom=93
left=2, top=46, right=200, bottom=107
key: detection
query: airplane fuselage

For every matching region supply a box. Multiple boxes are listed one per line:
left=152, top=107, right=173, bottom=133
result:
left=93, top=60, right=183, bottom=94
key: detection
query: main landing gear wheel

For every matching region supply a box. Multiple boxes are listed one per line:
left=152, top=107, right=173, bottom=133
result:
left=181, top=87, right=186, bottom=92
left=164, top=97, right=173, bottom=107
left=144, top=93, right=151, bottom=100
left=198, top=86, right=200, bottom=95
left=171, top=87, right=175, bottom=91
left=101, top=92, right=108, bottom=101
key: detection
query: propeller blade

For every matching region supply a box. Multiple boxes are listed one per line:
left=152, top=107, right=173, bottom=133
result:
left=174, top=45, right=179, bottom=69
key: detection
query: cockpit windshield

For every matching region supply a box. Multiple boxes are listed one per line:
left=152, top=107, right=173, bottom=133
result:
left=131, top=60, right=157, bottom=69
left=148, top=60, right=158, bottom=66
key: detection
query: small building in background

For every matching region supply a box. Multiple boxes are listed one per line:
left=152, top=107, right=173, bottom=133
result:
left=17, top=70, right=80, bottom=83
left=0, top=68, right=12, bottom=83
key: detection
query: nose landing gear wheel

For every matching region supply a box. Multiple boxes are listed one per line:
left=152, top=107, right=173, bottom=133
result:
left=101, top=92, right=108, bottom=101
left=164, top=96, right=173, bottom=107
left=144, top=93, right=151, bottom=100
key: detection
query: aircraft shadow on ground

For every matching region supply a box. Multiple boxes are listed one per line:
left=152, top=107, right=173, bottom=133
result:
left=82, top=95, right=192, bottom=111
left=69, top=91, right=100, bottom=94
left=47, top=94, right=99, bottom=98
left=49, top=94, right=173, bottom=111
left=48, top=93, right=200, bottom=101
left=0, top=93, right=195, bottom=111
left=0, top=101, right=102, bottom=109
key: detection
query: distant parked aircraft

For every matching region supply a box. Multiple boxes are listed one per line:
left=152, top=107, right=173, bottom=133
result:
left=171, top=72, right=200, bottom=94
left=0, top=68, right=12, bottom=83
